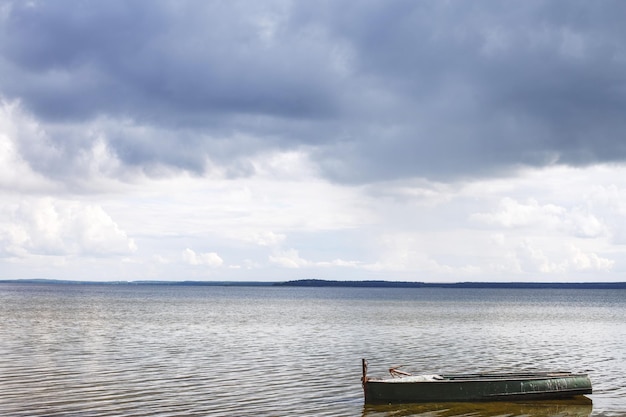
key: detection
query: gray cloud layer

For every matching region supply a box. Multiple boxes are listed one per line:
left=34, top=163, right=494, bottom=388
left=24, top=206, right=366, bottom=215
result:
left=2, top=0, right=625, bottom=184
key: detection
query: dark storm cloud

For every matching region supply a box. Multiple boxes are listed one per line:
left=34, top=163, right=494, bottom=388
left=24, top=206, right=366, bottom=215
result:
left=1, top=1, right=337, bottom=119
left=311, top=0, right=626, bottom=181
left=1, top=0, right=625, bottom=183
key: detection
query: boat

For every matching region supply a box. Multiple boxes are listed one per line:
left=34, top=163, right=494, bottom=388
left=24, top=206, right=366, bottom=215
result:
left=361, top=359, right=592, bottom=404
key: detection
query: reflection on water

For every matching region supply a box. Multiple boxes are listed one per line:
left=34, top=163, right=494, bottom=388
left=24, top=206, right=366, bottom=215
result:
left=363, top=397, right=593, bottom=417
left=0, top=284, right=624, bottom=416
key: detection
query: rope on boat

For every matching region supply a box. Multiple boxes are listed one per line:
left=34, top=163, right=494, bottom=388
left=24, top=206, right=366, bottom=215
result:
left=389, top=366, right=412, bottom=378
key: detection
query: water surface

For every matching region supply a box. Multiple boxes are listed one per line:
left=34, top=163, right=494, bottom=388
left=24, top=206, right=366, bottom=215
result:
left=0, top=284, right=624, bottom=416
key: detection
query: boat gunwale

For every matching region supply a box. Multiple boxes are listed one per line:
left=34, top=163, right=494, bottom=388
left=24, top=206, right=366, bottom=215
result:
left=367, top=372, right=590, bottom=384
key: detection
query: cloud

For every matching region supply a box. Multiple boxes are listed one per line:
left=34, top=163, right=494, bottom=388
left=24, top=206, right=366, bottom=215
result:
left=269, top=249, right=308, bottom=268
left=268, top=248, right=359, bottom=269
left=244, top=231, right=286, bottom=247
left=472, top=197, right=609, bottom=238
left=0, top=100, right=58, bottom=192
left=0, top=1, right=625, bottom=187
left=569, top=245, right=614, bottom=271
left=1, top=1, right=626, bottom=283
left=0, top=197, right=137, bottom=258
left=0, top=99, right=145, bottom=193
left=182, top=248, right=223, bottom=267
left=515, top=240, right=613, bottom=274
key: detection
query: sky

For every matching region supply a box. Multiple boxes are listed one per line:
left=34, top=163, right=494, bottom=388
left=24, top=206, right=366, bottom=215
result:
left=1, top=0, right=626, bottom=282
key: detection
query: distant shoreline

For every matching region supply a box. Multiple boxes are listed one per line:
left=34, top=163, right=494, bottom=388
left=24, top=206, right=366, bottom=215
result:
left=275, top=279, right=626, bottom=289
left=1, top=278, right=625, bottom=289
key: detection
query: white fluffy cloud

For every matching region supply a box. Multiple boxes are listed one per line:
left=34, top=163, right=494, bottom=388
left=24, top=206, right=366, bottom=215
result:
left=182, top=248, right=223, bottom=267
left=269, top=248, right=360, bottom=269
left=472, top=197, right=609, bottom=238
left=514, top=240, right=613, bottom=274
left=0, top=197, right=136, bottom=258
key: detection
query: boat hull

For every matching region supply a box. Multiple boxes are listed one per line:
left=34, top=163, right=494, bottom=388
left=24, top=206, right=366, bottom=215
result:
left=363, top=373, right=592, bottom=404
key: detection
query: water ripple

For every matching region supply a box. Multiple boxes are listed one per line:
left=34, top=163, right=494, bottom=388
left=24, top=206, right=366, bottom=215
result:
left=1, top=285, right=624, bottom=416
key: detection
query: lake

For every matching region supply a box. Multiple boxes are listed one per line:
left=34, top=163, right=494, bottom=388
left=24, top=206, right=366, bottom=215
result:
left=0, top=284, right=624, bottom=416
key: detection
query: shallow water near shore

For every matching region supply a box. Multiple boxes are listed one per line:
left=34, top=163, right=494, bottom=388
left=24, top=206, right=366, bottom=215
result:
left=0, top=284, right=624, bottom=416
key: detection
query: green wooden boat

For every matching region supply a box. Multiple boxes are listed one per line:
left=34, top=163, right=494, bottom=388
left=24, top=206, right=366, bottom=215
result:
left=362, top=359, right=592, bottom=404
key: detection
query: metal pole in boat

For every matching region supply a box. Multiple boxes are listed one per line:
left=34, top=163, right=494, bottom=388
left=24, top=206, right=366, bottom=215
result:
left=362, top=359, right=368, bottom=382
left=362, top=359, right=368, bottom=402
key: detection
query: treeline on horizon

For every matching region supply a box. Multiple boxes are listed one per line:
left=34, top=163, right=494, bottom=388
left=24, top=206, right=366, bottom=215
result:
left=2, top=278, right=626, bottom=289
left=274, top=279, right=626, bottom=289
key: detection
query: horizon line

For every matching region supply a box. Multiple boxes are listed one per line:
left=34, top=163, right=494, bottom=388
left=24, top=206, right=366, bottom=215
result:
left=1, top=278, right=625, bottom=289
